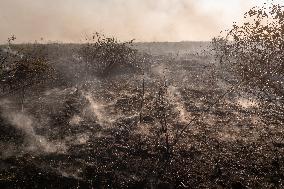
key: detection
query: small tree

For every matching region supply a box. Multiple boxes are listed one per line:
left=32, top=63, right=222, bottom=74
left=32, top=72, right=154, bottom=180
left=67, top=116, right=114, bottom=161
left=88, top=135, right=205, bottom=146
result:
left=0, top=38, right=54, bottom=111
left=79, top=33, right=143, bottom=77
left=212, top=2, right=284, bottom=125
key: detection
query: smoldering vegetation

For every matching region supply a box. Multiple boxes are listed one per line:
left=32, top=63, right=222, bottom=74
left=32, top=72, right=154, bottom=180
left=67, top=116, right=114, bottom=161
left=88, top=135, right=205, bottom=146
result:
left=0, top=34, right=283, bottom=189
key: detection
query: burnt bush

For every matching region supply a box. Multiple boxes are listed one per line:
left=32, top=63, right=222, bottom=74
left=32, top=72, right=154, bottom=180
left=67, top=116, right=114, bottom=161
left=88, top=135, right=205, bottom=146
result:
left=79, top=33, right=148, bottom=77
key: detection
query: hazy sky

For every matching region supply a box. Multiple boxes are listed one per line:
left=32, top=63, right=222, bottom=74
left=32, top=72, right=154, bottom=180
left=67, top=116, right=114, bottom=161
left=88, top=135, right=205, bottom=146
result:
left=0, top=0, right=281, bottom=43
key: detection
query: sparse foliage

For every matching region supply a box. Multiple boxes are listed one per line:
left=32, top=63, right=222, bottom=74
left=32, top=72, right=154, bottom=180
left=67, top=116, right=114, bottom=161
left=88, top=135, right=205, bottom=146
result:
left=212, top=2, right=284, bottom=125
left=0, top=39, right=54, bottom=92
left=79, top=33, right=144, bottom=76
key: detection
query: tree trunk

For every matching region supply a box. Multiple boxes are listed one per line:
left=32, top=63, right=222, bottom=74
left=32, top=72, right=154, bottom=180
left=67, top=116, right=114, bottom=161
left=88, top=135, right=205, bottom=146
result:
left=21, top=87, right=25, bottom=112
left=139, top=77, right=145, bottom=123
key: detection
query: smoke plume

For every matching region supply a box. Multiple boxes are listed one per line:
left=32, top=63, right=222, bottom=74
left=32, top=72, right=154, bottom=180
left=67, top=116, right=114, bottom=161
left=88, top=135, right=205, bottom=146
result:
left=0, top=0, right=271, bottom=43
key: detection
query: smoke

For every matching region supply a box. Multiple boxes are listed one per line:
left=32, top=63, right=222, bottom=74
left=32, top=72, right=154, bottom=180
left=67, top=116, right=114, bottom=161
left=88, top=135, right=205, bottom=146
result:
left=0, top=0, right=263, bottom=43
left=69, top=115, right=82, bottom=126
left=83, top=92, right=117, bottom=126
left=0, top=99, right=66, bottom=157
left=167, top=85, right=191, bottom=123
left=236, top=98, right=259, bottom=109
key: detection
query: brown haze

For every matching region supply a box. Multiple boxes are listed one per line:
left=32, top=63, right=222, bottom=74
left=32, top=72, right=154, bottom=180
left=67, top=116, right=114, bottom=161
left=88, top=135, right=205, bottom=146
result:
left=0, top=0, right=269, bottom=43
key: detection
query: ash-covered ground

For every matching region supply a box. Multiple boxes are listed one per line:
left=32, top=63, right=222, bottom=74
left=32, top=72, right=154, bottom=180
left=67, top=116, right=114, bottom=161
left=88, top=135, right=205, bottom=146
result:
left=0, top=42, right=283, bottom=189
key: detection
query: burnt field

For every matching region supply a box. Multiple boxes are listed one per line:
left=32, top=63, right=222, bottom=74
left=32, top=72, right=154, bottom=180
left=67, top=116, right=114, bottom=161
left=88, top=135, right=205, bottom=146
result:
left=0, top=41, right=283, bottom=189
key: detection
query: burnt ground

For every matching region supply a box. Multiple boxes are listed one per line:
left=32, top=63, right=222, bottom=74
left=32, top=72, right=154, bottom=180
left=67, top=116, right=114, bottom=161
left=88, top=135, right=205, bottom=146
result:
left=0, top=43, right=284, bottom=189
